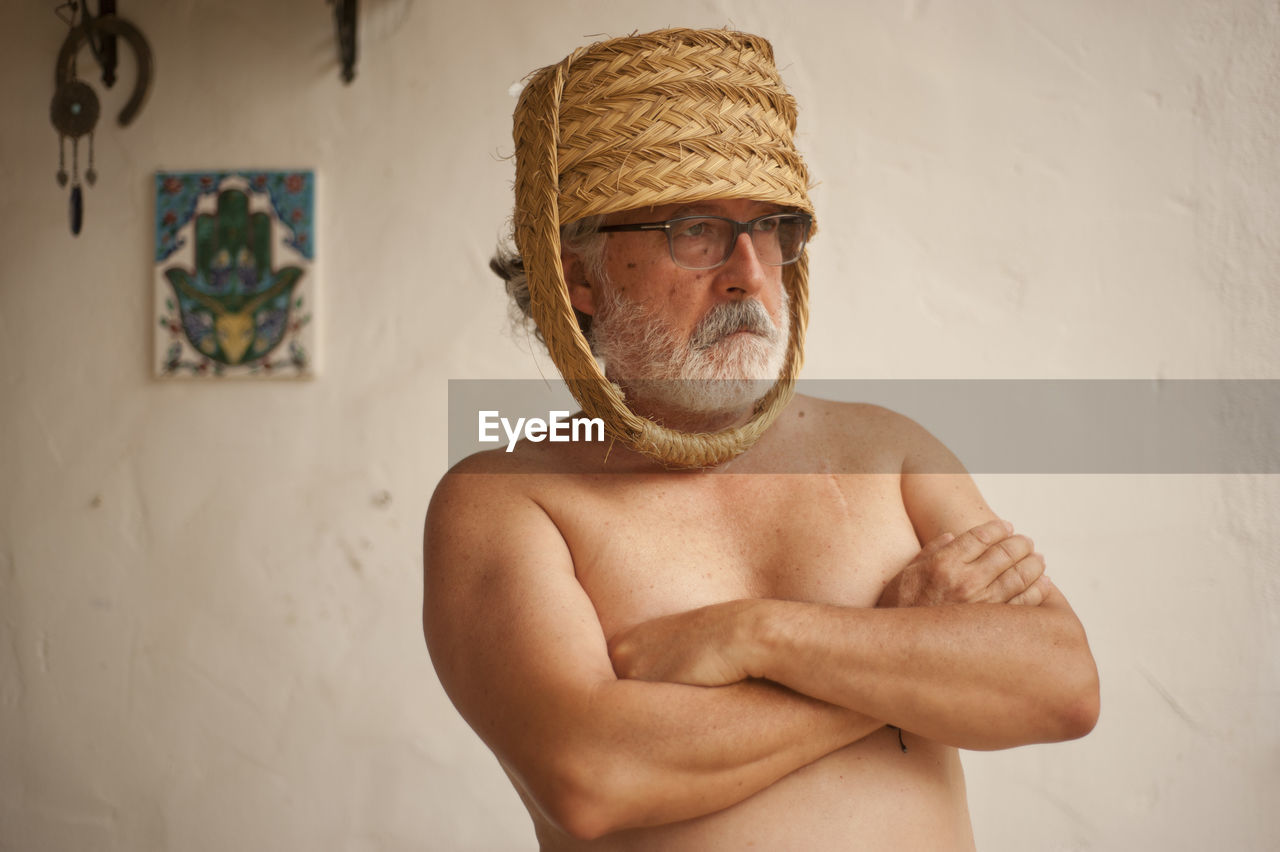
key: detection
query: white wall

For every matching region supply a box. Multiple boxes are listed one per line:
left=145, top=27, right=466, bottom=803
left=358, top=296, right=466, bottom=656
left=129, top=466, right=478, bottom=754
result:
left=1, top=1, right=1276, bottom=850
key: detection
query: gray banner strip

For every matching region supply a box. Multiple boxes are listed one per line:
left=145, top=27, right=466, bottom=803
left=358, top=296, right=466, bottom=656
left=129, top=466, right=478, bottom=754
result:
left=447, top=379, right=1280, bottom=473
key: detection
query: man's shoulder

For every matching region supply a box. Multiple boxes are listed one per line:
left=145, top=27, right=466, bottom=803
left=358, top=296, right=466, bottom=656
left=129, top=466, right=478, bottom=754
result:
left=427, top=440, right=597, bottom=536
left=424, top=448, right=573, bottom=583
left=443, top=445, right=549, bottom=477
left=773, top=395, right=932, bottom=473
left=429, top=447, right=548, bottom=515
left=790, top=395, right=915, bottom=430
left=788, top=395, right=969, bottom=477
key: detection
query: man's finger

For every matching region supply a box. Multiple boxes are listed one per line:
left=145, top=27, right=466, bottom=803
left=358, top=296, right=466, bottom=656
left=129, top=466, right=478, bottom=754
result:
left=917, top=531, right=955, bottom=558
left=945, top=519, right=1015, bottom=562
left=987, top=552, right=1046, bottom=603
left=969, top=533, right=1035, bottom=577
left=948, top=532, right=1033, bottom=597
left=1008, top=573, right=1053, bottom=606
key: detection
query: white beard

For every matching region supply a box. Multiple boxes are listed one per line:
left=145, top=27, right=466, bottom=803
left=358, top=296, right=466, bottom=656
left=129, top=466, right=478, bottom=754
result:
left=590, top=287, right=790, bottom=417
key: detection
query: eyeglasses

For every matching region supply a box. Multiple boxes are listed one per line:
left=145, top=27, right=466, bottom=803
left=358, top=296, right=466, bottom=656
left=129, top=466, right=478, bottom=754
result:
left=597, top=212, right=812, bottom=271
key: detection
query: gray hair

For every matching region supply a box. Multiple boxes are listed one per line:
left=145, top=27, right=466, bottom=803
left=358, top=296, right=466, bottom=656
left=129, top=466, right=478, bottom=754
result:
left=490, top=215, right=607, bottom=351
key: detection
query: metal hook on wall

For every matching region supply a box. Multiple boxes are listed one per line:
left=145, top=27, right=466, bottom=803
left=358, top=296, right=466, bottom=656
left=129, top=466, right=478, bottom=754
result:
left=330, top=0, right=358, bottom=84
left=50, top=2, right=153, bottom=236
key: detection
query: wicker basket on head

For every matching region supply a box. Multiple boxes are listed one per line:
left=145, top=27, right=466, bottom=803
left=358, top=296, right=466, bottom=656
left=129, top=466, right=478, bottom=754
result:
left=513, top=28, right=813, bottom=468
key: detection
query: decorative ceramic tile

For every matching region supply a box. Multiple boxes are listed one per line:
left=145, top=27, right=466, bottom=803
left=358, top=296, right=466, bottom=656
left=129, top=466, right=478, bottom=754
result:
left=154, top=170, right=317, bottom=378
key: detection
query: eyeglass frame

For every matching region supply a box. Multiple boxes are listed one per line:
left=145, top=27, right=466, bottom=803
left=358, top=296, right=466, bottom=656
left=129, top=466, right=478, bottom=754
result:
left=595, top=211, right=813, bottom=271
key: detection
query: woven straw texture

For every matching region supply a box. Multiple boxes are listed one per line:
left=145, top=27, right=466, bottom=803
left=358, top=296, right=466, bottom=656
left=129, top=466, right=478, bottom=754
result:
left=512, top=28, right=813, bottom=467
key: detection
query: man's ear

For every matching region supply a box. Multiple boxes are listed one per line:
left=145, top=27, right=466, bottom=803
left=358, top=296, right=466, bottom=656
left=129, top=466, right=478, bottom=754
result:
left=562, top=249, right=597, bottom=317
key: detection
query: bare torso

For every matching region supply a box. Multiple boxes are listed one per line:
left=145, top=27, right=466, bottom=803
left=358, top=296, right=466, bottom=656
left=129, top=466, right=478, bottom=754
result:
left=496, top=398, right=978, bottom=850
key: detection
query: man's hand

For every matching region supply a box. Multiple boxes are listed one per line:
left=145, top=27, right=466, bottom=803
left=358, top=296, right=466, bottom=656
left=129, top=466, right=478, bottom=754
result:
left=877, top=519, right=1051, bottom=609
left=608, top=599, right=762, bottom=687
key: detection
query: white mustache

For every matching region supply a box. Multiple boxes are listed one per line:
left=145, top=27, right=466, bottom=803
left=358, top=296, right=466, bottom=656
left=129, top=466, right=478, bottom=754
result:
left=689, top=301, right=778, bottom=350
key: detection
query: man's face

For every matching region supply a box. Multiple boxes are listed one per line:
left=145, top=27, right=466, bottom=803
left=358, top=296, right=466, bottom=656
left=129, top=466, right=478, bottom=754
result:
left=571, top=198, right=792, bottom=416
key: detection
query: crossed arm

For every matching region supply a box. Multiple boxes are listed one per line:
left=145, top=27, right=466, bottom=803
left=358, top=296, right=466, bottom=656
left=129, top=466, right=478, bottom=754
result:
left=607, top=471, right=1100, bottom=752
left=608, top=520, right=1099, bottom=751
left=424, top=455, right=1099, bottom=840
left=425, top=467, right=886, bottom=839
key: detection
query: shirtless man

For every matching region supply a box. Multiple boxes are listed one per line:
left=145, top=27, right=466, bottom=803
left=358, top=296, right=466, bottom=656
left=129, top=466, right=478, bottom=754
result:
left=424, top=29, right=1099, bottom=850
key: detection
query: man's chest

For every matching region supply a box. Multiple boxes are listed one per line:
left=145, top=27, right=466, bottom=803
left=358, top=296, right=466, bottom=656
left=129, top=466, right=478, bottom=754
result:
left=544, top=473, right=922, bottom=639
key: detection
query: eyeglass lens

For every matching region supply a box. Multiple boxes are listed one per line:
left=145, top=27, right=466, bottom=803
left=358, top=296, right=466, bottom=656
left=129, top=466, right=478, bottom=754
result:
left=669, top=215, right=808, bottom=270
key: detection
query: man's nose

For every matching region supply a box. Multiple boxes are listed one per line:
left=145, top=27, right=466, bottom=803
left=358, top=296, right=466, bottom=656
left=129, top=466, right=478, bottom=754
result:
left=716, top=231, right=769, bottom=296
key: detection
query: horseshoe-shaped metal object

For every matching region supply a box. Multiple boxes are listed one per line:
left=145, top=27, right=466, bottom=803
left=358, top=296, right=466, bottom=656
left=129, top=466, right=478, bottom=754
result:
left=55, top=14, right=152, bottom=127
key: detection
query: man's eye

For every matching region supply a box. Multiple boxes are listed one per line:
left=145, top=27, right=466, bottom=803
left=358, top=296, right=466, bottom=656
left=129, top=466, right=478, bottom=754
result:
left=675, top=221, right=710, bottom=238
left=754, top=217, right=781, bottom=234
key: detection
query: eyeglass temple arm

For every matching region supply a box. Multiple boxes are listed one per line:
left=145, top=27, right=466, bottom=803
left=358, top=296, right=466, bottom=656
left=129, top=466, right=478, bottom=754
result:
left=596, top=223, right=669, bottom=232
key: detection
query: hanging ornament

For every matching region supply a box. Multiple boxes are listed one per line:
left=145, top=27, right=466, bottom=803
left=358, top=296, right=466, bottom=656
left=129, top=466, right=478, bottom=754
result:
left=50, top=77, right=99, bottom=235
left=50, top=2, right=153, bottom=236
